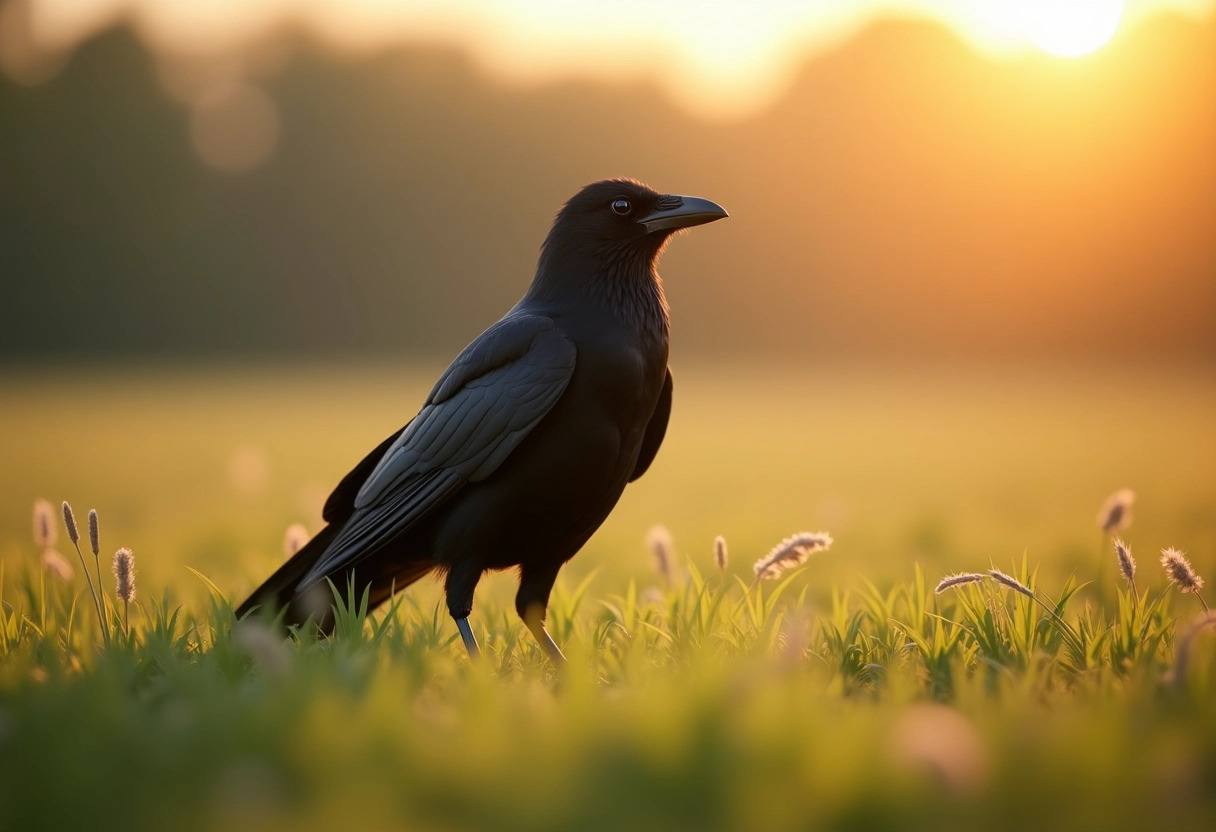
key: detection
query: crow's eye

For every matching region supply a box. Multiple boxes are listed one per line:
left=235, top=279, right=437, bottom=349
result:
left=611, top=198, right=632, bottom=216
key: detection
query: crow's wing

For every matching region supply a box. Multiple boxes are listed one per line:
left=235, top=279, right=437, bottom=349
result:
left=296, top=313, right=577, bottom=589
left=629, top=367, right=672, bottom=482
left=321, top=423, right=408, bottom=523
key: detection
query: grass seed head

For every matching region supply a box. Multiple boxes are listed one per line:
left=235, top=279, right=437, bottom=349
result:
left=32, top=499, right=56, bottom=548
left=935, top=572, right=987, bottom=594
left=113, top=548, right=136, bottom=603
left=41, top=549, right=74, bottom=581
left=987, top=568, right=1034, bottom=599
left=646, top=525, right=675, bottom=582
left=1097, top=488, right=1135, bottom=533
left=1114, top=537, right=1136, bottom=584
left=88, top=509, right=100, bottom=556
left=283, top=524, right=309, bottom=558
left=890, top=705, right=989, bottom=795
left=234, top=620, right=290, bottom=677
left=753, top=531, right=833, bottom=581
left=1161, top=548, right=1204, bottom=594
left=61, top=501, right=79, bottom=545
left=713, top=535, right=728, bottom=571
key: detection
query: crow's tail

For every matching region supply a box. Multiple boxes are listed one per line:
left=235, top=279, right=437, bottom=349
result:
left=235, top=524, right=433, bottom=633
left=234, top=523, right=343, bottom=629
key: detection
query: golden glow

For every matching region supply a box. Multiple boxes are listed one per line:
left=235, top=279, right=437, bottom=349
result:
left=1007, top=1, right=1125, bottom=57
left=2, top=0, right=1213, bottom=116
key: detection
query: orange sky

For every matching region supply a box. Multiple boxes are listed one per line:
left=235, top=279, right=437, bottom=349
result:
left=4, top=0, right=1214, bottom=117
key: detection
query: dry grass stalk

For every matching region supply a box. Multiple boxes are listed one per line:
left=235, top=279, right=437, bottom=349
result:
left=1113, top=537, right=1137, bottom=596
left=987, top=568, right=1034, bottom=600
left=713, top=535, right=728, bottom=572
left=1161, top=548, right=1208, bottom=612
left=113, top=547, right=136, bottom=635
left=88, top=509, right=100, bottom=556
left=61, top=501, right=79, bottom=545
left=646, top=525, right=675, bottom=584
left=85, top=508, right=108, bottom=624
left=283, top=524, right=310, bottom=558
left=1094, top=490, right=1135, bottom=602
left=986, top=567, right=1080, bottom=647
left=934, top=572, right=986, bottom=594
left=55, top=500, right=108, bottom=643
left=1097, top=489, right=1135, bottom=534
left=753, top=532, right=833, bottom=581
left=32, top=499, right=56, bottom=549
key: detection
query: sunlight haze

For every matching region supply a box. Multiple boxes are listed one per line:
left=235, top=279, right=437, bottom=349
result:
left=6, top=0, right=1213, bottom=116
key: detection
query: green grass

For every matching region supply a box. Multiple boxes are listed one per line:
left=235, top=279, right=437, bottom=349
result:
left=2, top=362, right=1215, bottom=831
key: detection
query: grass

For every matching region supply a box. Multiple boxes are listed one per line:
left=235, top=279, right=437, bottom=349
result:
left=1, top=361, right=1215, bottom=831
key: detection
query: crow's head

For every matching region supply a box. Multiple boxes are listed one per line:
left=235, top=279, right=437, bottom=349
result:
left=549, top=178, right=727, bottom=246
left=538, top=178, right=727, bottom=281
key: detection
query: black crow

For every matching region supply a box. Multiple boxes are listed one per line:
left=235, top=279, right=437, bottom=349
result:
left=236, top=179, right=727, bottom=662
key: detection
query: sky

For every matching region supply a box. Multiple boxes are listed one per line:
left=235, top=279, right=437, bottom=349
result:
left=5, top=0, right=1214, bottom=117
left=2, top=0, right=1213, bottom=364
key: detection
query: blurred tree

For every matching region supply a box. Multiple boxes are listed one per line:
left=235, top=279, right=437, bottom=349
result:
left=1, top=16, right=1213, bottom=364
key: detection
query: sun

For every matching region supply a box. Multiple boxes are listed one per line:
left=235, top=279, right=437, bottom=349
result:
left=1012, top=0, right=1124, bottom=58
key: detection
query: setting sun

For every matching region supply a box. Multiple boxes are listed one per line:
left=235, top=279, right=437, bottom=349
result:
left=1011, top=0, right=1125, bottom=57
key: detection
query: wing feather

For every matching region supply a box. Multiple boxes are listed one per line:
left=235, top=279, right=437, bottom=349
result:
left=296, top=313, right=576, bottom=588
left=629, top=367, right=672, bottom=482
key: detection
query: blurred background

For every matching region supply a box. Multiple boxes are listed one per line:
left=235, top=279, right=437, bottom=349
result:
left=2, top=0, right=1213, bottom=364
left=1, top=0, right=1214, bottom=600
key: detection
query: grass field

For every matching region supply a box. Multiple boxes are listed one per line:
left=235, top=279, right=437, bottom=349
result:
left=2, top=361, right=1215, bottom=831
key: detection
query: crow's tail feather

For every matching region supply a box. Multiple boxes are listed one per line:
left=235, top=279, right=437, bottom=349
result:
left=235, top=524, right=435, bottom=633
left=234, top=523, right=342, bottom=629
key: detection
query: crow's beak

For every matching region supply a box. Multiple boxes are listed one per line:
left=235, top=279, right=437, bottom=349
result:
left=637, top=195, right=729, bottom=234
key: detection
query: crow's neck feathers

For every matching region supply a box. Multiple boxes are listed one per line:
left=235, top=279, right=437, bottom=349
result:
left=529, top=230, right=671, bottom=346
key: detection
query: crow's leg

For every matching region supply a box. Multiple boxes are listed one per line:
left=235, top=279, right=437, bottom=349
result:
left=445, top=563, right=482, bottom=660
left=522, top=605, right=565, bottom=665
left=455, top=617, right=480, bottom=658
left=517, top=563, right=566, bottom=666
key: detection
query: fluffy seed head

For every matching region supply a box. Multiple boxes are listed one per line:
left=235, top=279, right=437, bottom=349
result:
left=112, top=548, right=136, bottom=603
left=61, top=501, right=79, bottom=545
left=889, top=705, right=989, bottom=794
left=713, top=535, right=729, bottom=571
left=1161, top=548, right=1204, bottom=594
left=753, top=531, right=833, bottom=581
left=646, top=525, right=674, bottom=582
left=1097, top=488, right=1135, bottom=533
left=283, top=523, right=309, bottom=558
left=41, top=549, right=74, bottom=581
left=88, top=509, right=100, bottom=556
left=1114, top=538, right=1136, bottom=584
left=987, top=568, right=1034, bottom=599
left=234, top=620, right=290, bottom=677
left=935, top=572, right=987, bottom=594
left=32, top=499, right=56, bottom=548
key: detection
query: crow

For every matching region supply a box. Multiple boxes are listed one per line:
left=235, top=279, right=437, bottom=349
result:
left=235, top=179, right=727, bottom=663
